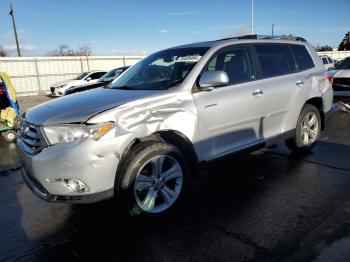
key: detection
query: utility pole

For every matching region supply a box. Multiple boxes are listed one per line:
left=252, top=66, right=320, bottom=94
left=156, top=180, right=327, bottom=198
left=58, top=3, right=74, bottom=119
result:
left=272, top=24, right=274, bottom=36
left=9, top=2, right=21, bottom=57
left=250, top=0, right=254, bottom=35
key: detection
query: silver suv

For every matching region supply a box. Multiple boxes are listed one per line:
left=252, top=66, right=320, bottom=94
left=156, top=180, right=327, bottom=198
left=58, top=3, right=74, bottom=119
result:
left=18, top=35, right=333, bottom=216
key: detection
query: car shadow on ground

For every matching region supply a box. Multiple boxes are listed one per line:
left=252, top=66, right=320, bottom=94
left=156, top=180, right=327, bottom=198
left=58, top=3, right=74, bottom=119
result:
left=24, top=148, right=304, bottom=261
left=23, top=140, right=350, bottom=262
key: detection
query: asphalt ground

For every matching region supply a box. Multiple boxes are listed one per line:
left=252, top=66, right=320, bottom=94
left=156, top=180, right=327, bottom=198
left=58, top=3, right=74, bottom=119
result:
left=0, top=96, right=350, bottom=262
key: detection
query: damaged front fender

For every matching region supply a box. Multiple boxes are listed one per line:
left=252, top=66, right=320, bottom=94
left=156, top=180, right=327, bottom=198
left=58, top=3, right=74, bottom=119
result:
left=87, top=89, right=202, bottom=161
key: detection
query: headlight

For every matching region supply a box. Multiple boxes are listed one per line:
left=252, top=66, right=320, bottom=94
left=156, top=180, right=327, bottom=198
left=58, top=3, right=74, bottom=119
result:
left=42, top=122, right=115, bottom=145
left=57, top=84, right=67, bottom=89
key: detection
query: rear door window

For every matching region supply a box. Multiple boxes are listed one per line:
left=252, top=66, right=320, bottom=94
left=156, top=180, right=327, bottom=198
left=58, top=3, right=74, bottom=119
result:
left=255, top=44, right=290, bottom=78
left=289, top=45, right=315, bottom=71
left=322, top=57, right=328, bottom=64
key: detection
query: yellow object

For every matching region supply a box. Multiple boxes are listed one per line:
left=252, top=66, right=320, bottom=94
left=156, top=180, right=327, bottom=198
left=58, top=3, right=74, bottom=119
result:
left=0, top=71, right=17, bottom=103
left=0, top=107, right=17, bottom=127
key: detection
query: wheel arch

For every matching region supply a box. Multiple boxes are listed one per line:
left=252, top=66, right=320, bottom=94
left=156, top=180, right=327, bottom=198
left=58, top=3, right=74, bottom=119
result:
left=119, top=130, right=200, bottom=179
left=304, top=97, right=325, bottom=130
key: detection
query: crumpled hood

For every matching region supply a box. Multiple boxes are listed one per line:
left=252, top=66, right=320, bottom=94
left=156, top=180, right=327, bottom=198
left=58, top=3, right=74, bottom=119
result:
left=25, top=88, right=160, bottom=125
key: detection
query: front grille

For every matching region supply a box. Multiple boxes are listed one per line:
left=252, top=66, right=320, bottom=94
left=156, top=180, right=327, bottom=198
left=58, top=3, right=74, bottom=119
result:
left=333, top=78, right=350, bottom=91
left=19, top=121, right=47, bottom=155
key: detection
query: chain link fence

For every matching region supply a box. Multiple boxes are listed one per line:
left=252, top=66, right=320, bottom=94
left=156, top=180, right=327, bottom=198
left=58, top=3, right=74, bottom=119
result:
left=0, top=56, right=144, bottom=95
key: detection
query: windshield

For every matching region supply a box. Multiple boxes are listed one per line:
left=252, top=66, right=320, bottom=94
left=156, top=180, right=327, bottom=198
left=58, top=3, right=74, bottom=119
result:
left=98, top=68, right=126, bottom=83
left=335, top=58, right=350, bottom=70
left=111, top=47, right=209, bottom=90
left=74, top=72, right=89, bottom=80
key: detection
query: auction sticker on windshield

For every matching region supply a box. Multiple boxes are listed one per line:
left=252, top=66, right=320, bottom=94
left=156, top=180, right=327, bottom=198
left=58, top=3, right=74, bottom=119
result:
left=176, top=55, right=202, bottom=63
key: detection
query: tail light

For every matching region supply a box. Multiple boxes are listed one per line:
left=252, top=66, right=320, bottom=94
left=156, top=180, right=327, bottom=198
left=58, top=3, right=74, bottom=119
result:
left=327, top=76, right=333, bottom=85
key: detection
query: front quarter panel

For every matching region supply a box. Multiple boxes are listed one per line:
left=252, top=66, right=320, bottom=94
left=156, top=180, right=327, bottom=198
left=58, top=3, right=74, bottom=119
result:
left=87, top=90, right=202, bottom=160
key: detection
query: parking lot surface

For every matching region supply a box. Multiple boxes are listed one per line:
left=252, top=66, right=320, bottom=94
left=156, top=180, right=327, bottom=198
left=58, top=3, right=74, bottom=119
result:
left=1, top=96, right=350, bottom=261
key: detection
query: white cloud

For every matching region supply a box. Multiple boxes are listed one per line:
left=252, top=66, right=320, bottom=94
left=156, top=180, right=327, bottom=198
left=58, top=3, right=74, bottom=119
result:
left=162, top=11, right=201, bottom=16
left=4, top=44, right=37, bottom=51
left=158, top=29, right=168, bottom=33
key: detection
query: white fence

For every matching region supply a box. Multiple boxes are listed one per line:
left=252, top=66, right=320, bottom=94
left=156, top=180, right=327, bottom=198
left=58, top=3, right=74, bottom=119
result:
left=317, top=51, right=350, bottom=60
left=1, top=51, right=349, bottom=96
left=0, top=56, right=145, bottom=95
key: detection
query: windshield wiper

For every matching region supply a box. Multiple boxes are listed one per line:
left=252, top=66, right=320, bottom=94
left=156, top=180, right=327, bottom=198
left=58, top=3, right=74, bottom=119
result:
left=111, top=85, right=134, bottom=90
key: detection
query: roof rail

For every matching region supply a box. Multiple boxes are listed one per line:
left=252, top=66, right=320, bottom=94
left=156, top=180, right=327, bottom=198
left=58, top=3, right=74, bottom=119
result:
left=217, top=34, right=307, bottom=42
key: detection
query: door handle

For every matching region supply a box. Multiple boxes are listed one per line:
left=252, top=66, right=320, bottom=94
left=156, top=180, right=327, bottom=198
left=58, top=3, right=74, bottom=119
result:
left=251, top=89, right=264, bottom=97
left=296, top=80, right=304, bottom=87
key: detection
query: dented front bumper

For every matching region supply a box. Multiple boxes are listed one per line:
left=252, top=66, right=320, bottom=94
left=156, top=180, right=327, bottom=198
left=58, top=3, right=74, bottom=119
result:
left=17, top=137, right=119, bottom=203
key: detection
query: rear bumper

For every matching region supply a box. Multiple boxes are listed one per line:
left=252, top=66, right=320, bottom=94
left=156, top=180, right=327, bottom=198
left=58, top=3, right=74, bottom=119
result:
left=21, top=167, right=114, bottom=203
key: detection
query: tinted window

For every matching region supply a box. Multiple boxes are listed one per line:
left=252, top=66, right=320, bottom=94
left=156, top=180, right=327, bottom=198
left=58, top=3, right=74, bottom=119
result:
left=205, top=47, right=254, bottom=85
left=255, top=44, right=289, bottom=77
left=89, top=72, right=105, bottom=80
left=335, top=58, right=350, bottom=69
left=289, top=45, right=315, bottom=71
left=74, top=72, right=89, bottom=80
left=284, top=47, right=298, bottom=73
left=98, top=68, right=127, bottom=83
left=327, top=57, right=333, bottom=64
left=321, top=57, right=328, bottom=64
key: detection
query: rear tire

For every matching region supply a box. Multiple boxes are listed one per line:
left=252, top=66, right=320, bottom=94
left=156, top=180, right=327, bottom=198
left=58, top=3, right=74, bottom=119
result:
left=115, top=141, right=189, bottom=217
left=285, top=104, right=321, bottom=153
left=2, top=130, right=17, bottom=142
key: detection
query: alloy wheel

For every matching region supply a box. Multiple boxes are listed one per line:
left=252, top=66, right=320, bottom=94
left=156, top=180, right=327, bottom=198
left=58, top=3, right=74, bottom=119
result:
left=134, top=155, right=183, bottom=214
left=300, top=112, right=319, bottom=145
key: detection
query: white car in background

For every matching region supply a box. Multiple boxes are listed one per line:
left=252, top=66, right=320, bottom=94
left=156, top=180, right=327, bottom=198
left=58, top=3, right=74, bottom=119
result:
left=50, top=71, right=107, bottom=96
left=328, top=57, right=350, bottom=103
left=320, top=55, right=334, bottom=71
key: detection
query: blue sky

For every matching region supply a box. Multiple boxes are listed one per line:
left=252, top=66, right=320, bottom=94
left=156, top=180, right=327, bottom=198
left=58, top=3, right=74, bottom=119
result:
left=0, top=0, right=349, bottom=56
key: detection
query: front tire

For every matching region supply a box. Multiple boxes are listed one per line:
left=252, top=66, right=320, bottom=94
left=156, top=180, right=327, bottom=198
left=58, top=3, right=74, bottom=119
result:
left=285, top=104, right=321, bottom=153
left=115, top=142, right=189, bottom=217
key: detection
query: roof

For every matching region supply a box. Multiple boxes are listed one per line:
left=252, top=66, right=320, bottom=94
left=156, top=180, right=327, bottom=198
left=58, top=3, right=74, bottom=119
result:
left=169, top=34, right=308, bottom=50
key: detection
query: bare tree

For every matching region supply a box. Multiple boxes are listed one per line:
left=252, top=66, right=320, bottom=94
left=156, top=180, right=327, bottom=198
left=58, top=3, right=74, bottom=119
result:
left=0, top=46, right=8, bottom=57
left=77, top=43, right=92, bottom=56
left=46, top=44, right=92, bottom=56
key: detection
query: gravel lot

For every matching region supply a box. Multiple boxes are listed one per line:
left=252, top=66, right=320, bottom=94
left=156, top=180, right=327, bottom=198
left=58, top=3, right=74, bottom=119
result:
left=17, top=95, right=53, bottom=112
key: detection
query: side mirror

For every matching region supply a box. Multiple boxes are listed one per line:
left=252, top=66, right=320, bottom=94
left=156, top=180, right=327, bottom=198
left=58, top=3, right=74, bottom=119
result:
left=198, top=71, right=229, bottom=91
left=86, top=77, right=92, bottom=81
